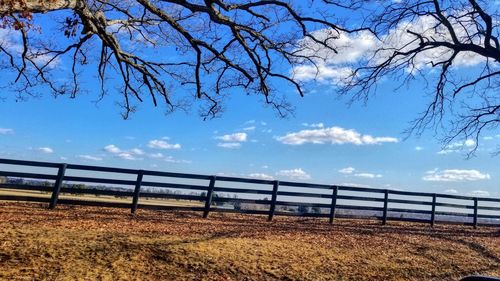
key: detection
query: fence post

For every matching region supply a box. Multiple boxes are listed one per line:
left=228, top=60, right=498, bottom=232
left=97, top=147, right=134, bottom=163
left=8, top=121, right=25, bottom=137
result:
left=329, top=185, right=338, bottom=224
left=49, top=163, right=67, bottom=209
left=203, top=176, right=216, bottom=218
left=473, top=197, right=478, bottom=229
left=131, top=170, right=144, bottom=214
left=382, top=189, right=389, bottom=225
left=431, top=193, right=437, bottom=227
left=268, top=180, right=279, bottom=222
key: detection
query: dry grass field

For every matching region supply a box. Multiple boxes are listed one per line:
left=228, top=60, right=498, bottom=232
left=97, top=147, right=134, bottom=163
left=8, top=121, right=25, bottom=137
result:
left=0, top=188, right=204, bottom=207
left=0, top=202, right=499, bottom=281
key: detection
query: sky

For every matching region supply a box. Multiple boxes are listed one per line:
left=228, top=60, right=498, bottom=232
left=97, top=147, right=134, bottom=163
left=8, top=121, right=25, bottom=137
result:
left=0, top=2, right=499, bottom=198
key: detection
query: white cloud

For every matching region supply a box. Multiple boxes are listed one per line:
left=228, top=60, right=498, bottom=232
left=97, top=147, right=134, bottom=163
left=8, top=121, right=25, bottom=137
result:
left=338, top=167, right=382, bottom=178
left=0, top=128, right=14, bottom=135
left=302, top=123, right=324, bottom=128
left=248, top=173, right=274, bottom=180
left=145, top=152, right=189, bottom=163
left=276, top=168, right=311, bottom=180
left=438, top=139, right=476, bottom=154
left=415, top=146, right=424, bottom=151
left=116, top=152, right=137, bottom=160
left=217, top=142, right=241, bottom=149
left=164, top=156, right=191, bottom=164
left=104, top=144, right=145, bottom=160
left=464, top=139, right=476, bottom=147
left=292, top=13, right=486, bottom=84
left=468, top=190, right=490, bottom=197
left=338, top=167, right=355, bottom=174
left=0, top=29, right=61, bottom=68
left=292, top=64, right=353, bottom=85
left=148, top=139, right=181, bottom=150
left=296, top=29, right=377, bottom=66
left=129, top=148, right=144, bottom=155
left=242, top=126, right=256, bottom=131
left=422, top=169, right=491, bottom=182
left=444, top=189, right=458, bottom=194
left=37, top=147, right=54, bottom=154
left=117, top=152, right=139, bottom=160
left=148, top=152, right=164, bottom=159
left=216, top=132, right=247, bottom=142
left=104, top=144, right=121, bottom=154
left=372, top=14, right=485, bottom=70
left=78, top=155, right=103, bottom=161
left=276, top=126, right=398, bottom=145
left=216, top=132, right=248, bottom=149
left=339, top=182, right=372, bottom=188
left=292, top=29, right=377, bottom=83
left=354, top=173, right=382, bottom=179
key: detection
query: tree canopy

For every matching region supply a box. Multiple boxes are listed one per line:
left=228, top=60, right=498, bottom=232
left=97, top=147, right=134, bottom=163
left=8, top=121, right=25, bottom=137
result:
left=0, top=0, right=499, bottom=152
left=0, top=0, right=359, bottom=118
left=347, top=0, right=499, bottom=153
left=294, top=0, right=499, bottom=153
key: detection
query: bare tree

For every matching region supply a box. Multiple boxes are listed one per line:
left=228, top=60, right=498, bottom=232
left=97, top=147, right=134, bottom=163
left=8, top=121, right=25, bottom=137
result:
left=3, top=1, right=497, bottom=154
left=0, top=0, right=363, bottom=119
left=339, top=0, right=500, bottom=154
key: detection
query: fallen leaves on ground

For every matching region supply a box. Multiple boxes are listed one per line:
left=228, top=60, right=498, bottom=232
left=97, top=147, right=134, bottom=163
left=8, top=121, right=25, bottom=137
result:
left=0, top=202, right=499, bottom=280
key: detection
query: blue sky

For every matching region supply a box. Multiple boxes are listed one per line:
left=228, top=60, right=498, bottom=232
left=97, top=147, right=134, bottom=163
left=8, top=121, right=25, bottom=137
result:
left=0, top=2, right=499, bottom=198
left=1, top=78, right=498, bottom=198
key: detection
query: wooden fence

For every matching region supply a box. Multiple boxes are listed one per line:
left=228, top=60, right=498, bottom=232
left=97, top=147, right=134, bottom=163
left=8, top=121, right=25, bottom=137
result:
left=0, top=158, right=499, bottom=228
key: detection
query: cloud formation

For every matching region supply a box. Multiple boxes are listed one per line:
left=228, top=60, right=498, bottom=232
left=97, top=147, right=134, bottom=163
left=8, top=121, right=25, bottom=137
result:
left=353, top=173, right=382, bottom=179
left=422, top=169, right=490, bottom=182
left=103, top=144, right=121, bottom=154
left=217, top=142, right=241, bottom=149
left=338, top=167, right=382, bottom=178
left=216, top=132, right=247, bottom=149
left=437, top=139, right=476, bottom=154
left=248, top=173, right=274, bottom=180
left=293, top=14, right=485, bottom=84
left=216, top=133, right=247, bottom=142
left=0, top=128, right=14, bottom=135
left=338, top=167, right=355, bottom=174
left=468, top=190, right=490, bottom=197
left=78, top=155, right=103, bottom=161
left=37, top=147, right=54, bottom=154
left=302, top=123, right=324, bottom=128
left=164, top=156, right=191, bottom=164
left=277, top=126, right=398, bottom=145
left=276, top=168, right=311, bottom=180
left=148, top=139, right=181, bottom=150
left=103, top=144, right=145, bottom=160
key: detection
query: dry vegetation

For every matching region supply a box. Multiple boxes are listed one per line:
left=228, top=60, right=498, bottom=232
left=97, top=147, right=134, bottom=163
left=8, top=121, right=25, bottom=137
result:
left=0, top=188, right=204, bottom=207
left=0, top=202, right=499, bottom=281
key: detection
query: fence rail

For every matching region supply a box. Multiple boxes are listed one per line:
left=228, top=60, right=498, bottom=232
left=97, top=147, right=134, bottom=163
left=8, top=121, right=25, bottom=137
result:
left=0, top=158, right=499, bottom=228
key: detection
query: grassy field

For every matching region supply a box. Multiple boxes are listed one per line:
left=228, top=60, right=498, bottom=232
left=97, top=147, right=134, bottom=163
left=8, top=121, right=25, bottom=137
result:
left=0, top=202, right=499, bottom=281
left=0, top=188, right=204, bottom=207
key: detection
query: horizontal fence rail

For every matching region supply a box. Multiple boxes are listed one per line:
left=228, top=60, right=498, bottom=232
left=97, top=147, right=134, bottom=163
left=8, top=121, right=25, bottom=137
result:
left=0, top=158, right=499, bottom=228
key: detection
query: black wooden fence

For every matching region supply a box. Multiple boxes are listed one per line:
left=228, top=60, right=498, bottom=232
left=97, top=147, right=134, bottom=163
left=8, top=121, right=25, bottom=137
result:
left=0, top=158, right=499, bottom=228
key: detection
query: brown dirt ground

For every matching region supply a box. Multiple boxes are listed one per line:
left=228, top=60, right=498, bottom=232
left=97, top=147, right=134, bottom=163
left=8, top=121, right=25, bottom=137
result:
left=0, top=202, right=499, bottom=281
